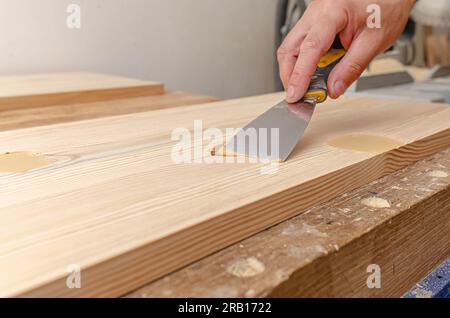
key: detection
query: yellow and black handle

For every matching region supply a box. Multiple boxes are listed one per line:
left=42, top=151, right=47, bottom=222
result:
left=303, top=39, right=346, bottom=104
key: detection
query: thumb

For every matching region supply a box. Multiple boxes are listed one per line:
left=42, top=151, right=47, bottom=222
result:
left=328, top=35, right=379, bottom=99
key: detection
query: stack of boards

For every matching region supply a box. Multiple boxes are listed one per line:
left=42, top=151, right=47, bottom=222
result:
left=0, top=73, right=450, bottom=297
left=0, top=73, right=218, bottom=132
left=0, top=72, right=165, bottom=110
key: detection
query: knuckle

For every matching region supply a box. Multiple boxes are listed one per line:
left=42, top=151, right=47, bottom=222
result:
left=290, top=67, right=308, bottom=83
left=276, top=48, right=285, bottom=61
left=277, top=44, right=291, bottom=61
left=300, top=37, right=321, bottom=55
left=346, top=61, right=365, bottom=78
left=291, top=68, right=304, bottom=78
left=293, top=63, right=315, bottom=79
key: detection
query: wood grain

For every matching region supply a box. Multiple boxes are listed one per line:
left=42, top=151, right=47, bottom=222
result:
left=0, top=93, right=450, bottom=297
left=0, top=72, right=165, bottom=110
left=128, top=149, right=450, bottom=298
left=0, top=92, right=219, bottom=132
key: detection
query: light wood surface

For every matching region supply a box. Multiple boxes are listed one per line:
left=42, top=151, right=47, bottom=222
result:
left=129, top=148, right=450, bottom=298
left=1, top=93, right=450, bottom=297
left=424, top=26, right=450, bottom=67
left=366, top=58, right=430, bottom=81
left=0, top=92, right=219, bottom=132
left=0, top=72, right=165, bottom=110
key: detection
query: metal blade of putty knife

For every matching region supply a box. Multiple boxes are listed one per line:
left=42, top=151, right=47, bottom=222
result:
left=225, top=100, right=315, bottom=162
left=224, top=40, right=346, bottom=162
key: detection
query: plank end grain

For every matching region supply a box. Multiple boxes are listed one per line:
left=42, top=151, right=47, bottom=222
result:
left=0, top=91, right=219, bottom=132
left=0, top=72, right=165, bottom=111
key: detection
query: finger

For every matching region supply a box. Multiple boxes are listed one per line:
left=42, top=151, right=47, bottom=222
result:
left=286, top=23, right=337, bottom=103
left=277, top=21, right=310, bottom=89
left=328, top=34, right=380, bottom=99
left=278, top=34, right=307, bottom=90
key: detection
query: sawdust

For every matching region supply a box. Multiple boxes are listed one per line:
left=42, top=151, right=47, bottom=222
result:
left=288, top=245, right=327, bottom=259
left=361, top=197, right=391, bottom=209
left=427, top=170, right=448, bottom=178
left=281, top=223, right=329, bottom=238
left=226, top=257, right=265, bottom=278
left=412, top=288, right=433, bottom=298
left=244, top=289, right=257, bottom=297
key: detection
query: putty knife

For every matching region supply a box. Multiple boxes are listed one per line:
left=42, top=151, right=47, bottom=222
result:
left=225, top=44, right=346, bottom=162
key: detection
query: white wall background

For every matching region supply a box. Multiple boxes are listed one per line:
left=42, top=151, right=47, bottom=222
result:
left=0, top=0, right=279, bottom=98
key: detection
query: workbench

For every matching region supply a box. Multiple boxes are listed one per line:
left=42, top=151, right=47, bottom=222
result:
left=127, top=148, right=450, bottom=297
left=1, top=73, right=449, bottom=298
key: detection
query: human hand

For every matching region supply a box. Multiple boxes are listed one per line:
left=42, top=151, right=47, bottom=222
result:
left=277, top=0, right=416, bottom=103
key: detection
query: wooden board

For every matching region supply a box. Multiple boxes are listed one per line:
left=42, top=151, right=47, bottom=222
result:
left=1, top=93, right=450, bottom=297
left=0, top=72, right=165, bottom=110
left=128, top=148, right=450, bottom=298
left=366, top=58, right=431, bottom=81
left=0, top=92, right=219, bottom=132
left=424, top=26, right=450, bottom=67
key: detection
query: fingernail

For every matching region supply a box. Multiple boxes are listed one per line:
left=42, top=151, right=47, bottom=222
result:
left=287, top=85, right=297, bottom=102
left=333, top=81, right=346, bottom=98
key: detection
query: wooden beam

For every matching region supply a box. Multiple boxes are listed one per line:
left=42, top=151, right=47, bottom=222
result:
left=0, top=72, right=165, bottom=110
left=0, top=93, right=450, bottom=297
left=128, top=149, right=450, bottom=297
left=0, top=92, right=219, bottom=132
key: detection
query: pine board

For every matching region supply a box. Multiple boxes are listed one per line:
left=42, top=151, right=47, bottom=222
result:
left=128, top=149, right=450, bottom=298
left=0, top=72, right=165, bottom=110
left=0, top=92, right=219, bottom=132
left=1, top=93, right=450, bottom=297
